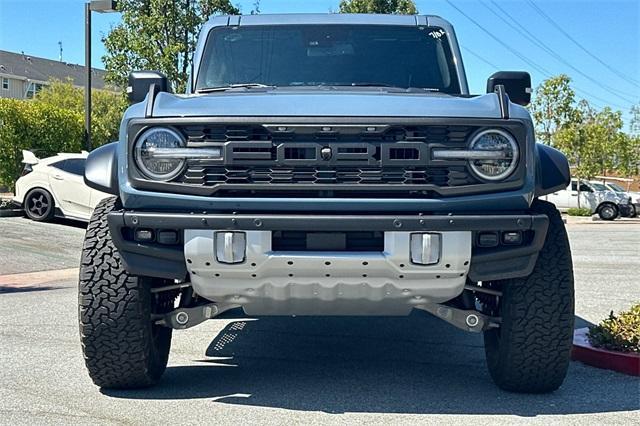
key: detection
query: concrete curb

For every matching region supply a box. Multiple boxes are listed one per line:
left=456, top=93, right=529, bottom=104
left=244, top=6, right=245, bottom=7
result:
left=571, top=327, right=640, bottom=376
left=0, top=268, right=78, bottom=288
left=0, top=208, right=23, bottom=218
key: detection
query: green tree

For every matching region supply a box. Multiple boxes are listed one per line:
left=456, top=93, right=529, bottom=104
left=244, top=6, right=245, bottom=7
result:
left=587, top=107, right=623, bottom=176
left=555, top=122, right=592, bottom=208
left=630, top=104, right=640, bottom=136
left=614, top=132, right=640, bottom=177
left=530, top=74, right=576, bottom=145
left=34, top=79, right=126, bottom=148
left=250, top=0, right=260, bottom=14
left=103, top=0, right=239, bottom=93
left=556, top=102, right=635, bottom=184
left=532, top=77, right=639, bottom=180
left=339, top=0, right=418, bottom=14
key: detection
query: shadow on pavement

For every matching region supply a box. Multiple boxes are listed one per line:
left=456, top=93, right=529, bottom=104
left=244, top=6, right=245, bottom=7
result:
left=4, top=215, right=87, bottom=229
left=104, top=310, right=639, bottom=416
left=0, top=285, right=64, bottom=294
left=52, top=217, right=88, bottom=229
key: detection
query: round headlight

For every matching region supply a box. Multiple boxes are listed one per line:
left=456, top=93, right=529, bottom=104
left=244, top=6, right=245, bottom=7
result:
left=468, top=129, right=518, bottom=181
left=134, top=127, right=186, bottom=180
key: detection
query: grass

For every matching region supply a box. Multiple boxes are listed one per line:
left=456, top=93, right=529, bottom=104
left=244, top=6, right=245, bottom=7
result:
left=567, top=207, right=592, bottom=217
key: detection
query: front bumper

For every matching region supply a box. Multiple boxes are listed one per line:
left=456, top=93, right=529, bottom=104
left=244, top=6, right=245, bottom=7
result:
left=108, top=211, right=548, bottom=287
left=619, top=203, right=635, bottom=217
left=184, top=229, right=473, bottom=315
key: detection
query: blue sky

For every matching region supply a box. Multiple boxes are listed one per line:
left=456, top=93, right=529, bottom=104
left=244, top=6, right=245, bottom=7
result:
left=1, top=0, right=638, bottom=127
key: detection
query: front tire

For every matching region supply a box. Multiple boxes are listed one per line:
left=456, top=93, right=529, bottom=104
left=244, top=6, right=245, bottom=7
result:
left=79, top=197, right=174, bottom=389
left=483, top=200, right=574, bottom=393
left=597, top=203, right=618, bottom=221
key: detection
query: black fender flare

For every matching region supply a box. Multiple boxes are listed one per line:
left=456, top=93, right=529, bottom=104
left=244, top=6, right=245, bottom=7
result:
left=534, top=143, right=570, bottom=197
left=84, top=142, right=119, bottom=196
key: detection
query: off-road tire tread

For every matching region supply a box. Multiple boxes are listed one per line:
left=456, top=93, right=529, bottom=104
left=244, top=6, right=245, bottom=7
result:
left=78, top=197, right=171, bottom=389
left=484, top=199, right=574, bottom=393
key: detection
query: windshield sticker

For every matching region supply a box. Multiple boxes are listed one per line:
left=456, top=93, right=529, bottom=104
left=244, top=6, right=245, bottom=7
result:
left=429, top=29, right=446, bottom=39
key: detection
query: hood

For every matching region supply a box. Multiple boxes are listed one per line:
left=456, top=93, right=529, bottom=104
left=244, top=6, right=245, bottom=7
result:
left=593, top=191, right=629, bottom=204
left=150, top=89, right=509, bottom=119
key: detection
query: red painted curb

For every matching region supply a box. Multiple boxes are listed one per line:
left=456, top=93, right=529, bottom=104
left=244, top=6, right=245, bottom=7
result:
left=571, top=327, right=640, bottom=376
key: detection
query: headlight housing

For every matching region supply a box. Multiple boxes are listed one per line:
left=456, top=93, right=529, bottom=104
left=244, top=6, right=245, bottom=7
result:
left=134, top=127, right=186, bottom=181
left=467, top=129, right=519, bottom=181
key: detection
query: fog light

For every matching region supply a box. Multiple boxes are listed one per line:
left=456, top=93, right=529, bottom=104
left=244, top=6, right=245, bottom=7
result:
left=157, top=230, right=178, bottom=245
left=478, top=232, right=499, bottom=247
left=502, top=231, right=523, bottom=245
left=134, top=228, right=154, bottom=242
left=215, top=232, right=246, bottom=264
left=410, top=233, right=441, bottom=265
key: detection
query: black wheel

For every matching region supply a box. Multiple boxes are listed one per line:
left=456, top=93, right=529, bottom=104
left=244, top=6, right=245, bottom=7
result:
left=79, top=197, right=175, bottom=389
left=597, top=203, right=618, bottom=221
left=482, top=200, right=574, bottom=393
left=631, top=205, right=638, bottom=218
left=24, top=188, right=55, bottom=221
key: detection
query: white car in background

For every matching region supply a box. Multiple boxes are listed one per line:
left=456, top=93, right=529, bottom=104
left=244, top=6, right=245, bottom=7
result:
left=13, top=151, right=110, bottom=222
left=544, top=178, right=632, bottom=220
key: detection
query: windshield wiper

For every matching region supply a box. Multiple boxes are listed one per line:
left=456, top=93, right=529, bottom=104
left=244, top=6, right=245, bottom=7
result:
left=345, top=82, right=397, bottom=87
left=198, top=83, right=275, bottom=93
left=331, top=83, right=440, bottom=92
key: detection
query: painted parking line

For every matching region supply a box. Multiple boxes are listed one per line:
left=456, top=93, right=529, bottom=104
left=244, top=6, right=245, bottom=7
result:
left=0, top=268, right=78, bottom=290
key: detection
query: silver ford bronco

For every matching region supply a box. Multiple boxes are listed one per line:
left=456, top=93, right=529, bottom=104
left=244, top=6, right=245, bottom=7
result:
left=81, top=13, right=574, bottom=393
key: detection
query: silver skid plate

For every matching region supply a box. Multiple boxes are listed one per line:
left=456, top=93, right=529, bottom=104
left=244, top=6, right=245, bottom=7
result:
left=184, top=230, right=471, bottom=315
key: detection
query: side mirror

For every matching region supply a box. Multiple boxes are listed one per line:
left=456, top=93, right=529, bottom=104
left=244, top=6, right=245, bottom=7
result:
left=127, top=71, right=170, bottom=104
left=487, top=71, right=531, bottom=106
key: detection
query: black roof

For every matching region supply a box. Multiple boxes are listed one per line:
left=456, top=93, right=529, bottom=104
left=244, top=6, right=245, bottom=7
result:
left=0, top=50, right=108, bottom=89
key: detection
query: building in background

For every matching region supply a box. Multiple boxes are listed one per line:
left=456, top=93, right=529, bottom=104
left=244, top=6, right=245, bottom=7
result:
left=0, top=50, right=109, bottom=99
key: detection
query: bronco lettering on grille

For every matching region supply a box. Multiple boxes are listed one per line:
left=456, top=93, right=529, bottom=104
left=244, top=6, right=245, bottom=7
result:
left=223, top=142, right=430, bottom=166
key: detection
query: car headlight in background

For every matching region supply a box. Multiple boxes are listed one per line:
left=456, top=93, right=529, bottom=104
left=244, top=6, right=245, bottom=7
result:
left=432, top=128, right=519, bottom=181
left=134, top=127, right=187, bottom=180
left=467, top=129, right=518, bottom=181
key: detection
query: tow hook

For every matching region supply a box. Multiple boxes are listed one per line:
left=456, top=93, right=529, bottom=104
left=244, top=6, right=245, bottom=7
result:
left=416, top=302, right=500, bottom=333
left=156, top=303, right=237, bottom=329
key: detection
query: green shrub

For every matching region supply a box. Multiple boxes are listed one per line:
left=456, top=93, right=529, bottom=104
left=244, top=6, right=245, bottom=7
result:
left=588, top=304, right=640, bottom=353
left=567, top=207, right=592, bottom=216
left=0, top=98, right=83, bottom=190
left=34, top=79, right=126, bottom=148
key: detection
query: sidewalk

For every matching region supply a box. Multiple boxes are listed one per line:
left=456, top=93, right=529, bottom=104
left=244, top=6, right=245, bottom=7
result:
left=563, top=214, right=640, bottom=225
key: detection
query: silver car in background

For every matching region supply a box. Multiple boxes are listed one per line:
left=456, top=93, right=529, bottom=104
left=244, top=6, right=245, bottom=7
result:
left=595, top=180, right=639, bottom=217
left=588, top=181, right=634, bottom=217
left=545, top=178, right=632, bottom=220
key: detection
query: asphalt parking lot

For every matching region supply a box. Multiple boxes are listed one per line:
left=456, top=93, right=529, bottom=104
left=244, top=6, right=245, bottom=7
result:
left=0, top=216, right=638, bottom=425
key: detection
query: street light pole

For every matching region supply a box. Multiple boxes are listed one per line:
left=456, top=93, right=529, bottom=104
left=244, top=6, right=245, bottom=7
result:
left=84, top=0, right=118, bottom=152
left=84, top=2, right=92, bottom=151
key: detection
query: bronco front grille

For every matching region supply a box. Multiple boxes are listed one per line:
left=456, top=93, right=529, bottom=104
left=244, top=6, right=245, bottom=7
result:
left=175, top=124, right=480, bottom=192
left=128, top=119, right=526, bottom=198
left=181, top=165, right=472, bottom=186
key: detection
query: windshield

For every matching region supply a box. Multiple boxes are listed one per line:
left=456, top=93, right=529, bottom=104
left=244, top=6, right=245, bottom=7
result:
left=590, top=182, right=608, bottom=191
left=607, top=183, right=626, bottom=193
left=196, top=25, right=461, bottom=93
